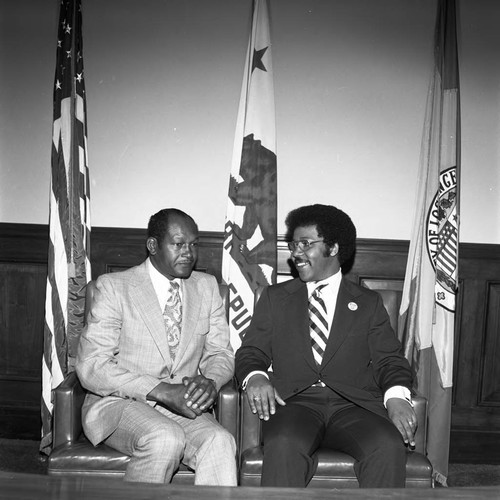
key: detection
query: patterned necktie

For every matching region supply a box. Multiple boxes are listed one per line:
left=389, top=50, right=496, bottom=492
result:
left=163, top=280, right=182, bottom=360
left=309, top=284, right=329, bottom=366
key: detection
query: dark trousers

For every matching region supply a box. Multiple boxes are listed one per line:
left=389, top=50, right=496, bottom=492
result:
left=261, top=386, right=407, bottom=488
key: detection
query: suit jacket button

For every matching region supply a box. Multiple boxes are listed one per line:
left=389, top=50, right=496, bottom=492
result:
left=170, top=374, right=175, bottom=379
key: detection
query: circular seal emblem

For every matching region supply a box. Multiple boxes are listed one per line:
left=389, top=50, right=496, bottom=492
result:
left=425, top=166, right=458, bottom=313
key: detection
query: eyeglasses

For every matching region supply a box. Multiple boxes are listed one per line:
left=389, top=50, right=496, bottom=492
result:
left=287, top=239, right=324, bottom=252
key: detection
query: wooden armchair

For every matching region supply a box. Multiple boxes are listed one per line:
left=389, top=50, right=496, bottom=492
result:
left=48, top=283, right=239, bottom=482
left=238, top=284, right=434, bottom=488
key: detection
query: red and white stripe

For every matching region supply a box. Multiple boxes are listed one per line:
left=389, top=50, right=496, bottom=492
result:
left=41, top=0, right=91, bottom=454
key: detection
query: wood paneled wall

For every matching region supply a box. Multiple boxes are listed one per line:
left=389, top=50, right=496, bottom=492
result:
left=1, top=223, right=499, bottom=462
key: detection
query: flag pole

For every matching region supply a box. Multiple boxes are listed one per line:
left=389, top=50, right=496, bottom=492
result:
left=69, top=0, right=77, bottom=278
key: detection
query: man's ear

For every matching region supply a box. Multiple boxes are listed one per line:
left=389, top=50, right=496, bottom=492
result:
left=146, top=237, right=158, bottom=255
left=329, top=243, right=339, bottom=257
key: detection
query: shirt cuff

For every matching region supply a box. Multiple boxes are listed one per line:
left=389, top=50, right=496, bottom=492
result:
left=241, top=370, right=269, bottom=390
left=384, top=386, right=413, bottom=407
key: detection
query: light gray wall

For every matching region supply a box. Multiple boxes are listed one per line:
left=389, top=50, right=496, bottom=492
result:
left=0, top=0, right=498, bottom=243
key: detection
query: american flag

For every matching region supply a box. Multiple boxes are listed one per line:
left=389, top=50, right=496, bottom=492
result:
left=40, top=0, right=91, bottom=455
left=222, top=0, right=277, bottom=351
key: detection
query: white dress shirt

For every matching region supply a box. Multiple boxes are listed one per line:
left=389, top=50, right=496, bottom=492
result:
left=147, top=258, right=182, bottom=311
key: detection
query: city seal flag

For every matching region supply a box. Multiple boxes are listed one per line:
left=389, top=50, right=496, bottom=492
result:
left=222, top=0, right=277, bottom=350
left=398, top=0, right=460, bottom=485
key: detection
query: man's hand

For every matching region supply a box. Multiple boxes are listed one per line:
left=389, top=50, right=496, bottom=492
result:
left=386, top=397, right=417, bottom=448
left=147, top=382, right=200, bottom=419
left=182, top=375, right=217, bottom=412
left=245, top=373, right=285, bottom=421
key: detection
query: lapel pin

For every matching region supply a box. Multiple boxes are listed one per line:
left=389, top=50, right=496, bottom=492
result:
left=348, top=302, right=358, bottom=311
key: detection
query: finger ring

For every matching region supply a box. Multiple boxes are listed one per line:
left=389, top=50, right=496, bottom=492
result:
left=408, top=420, right=413, bottom=426
left=253, top=395, right=261, bottom=401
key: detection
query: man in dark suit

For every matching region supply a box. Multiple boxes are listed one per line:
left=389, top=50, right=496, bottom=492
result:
left=235, top=204, right=417, bottom=488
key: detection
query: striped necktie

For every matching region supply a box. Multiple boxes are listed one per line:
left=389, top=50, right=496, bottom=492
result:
left=163, top=280, right=182, bottom=360
left=309, top=284, right=329, bottom=366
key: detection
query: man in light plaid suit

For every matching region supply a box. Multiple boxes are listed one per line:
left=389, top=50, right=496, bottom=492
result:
left=76, top=208, right=236, bottom=485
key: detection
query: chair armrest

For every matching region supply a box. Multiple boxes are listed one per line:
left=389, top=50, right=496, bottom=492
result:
left=52, top=371, right=86, bottom=449
left=214, top=377, right=239, bottom=444
left=52, top=372, right=240, bottom=451
left=412, top=396, right=427, bottom=454
left=239, top=391, right=261, bottom=457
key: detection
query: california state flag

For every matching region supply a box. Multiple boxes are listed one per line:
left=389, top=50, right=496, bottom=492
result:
left=222, top=0, right=277, bottom=351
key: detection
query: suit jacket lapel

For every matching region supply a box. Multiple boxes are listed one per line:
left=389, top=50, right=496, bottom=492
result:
left=129, top=262, right=172, bottom=367
left=322, top=279, right=360, bottom=367
left=284, top=280, right=318, bottom=371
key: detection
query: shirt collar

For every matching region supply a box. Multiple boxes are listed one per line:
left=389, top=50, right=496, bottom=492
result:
left=147, top=258, right=181, bottom=304
left=306, top=270, right=342, bottom=296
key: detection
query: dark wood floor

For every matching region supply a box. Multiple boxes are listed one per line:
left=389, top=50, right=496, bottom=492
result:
left=0, top=472, right=500, bottom=500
